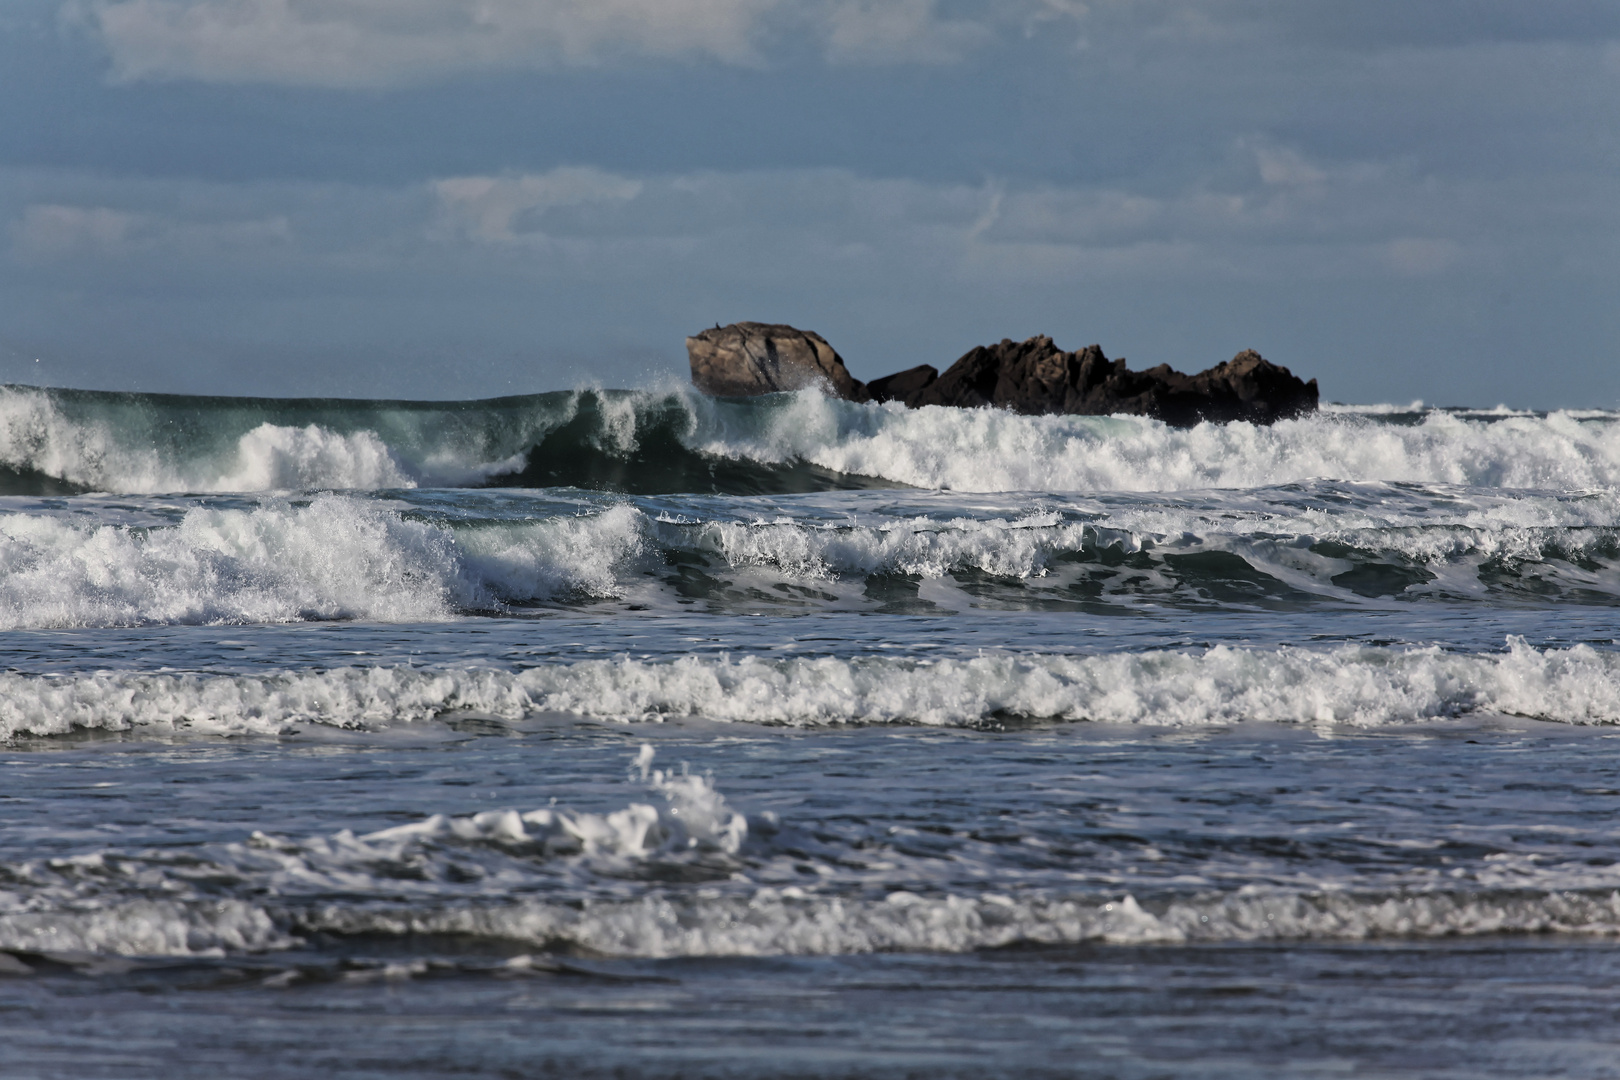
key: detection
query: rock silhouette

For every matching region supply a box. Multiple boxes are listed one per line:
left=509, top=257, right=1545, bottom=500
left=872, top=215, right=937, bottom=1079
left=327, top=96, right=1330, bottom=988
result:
left=688, top=323, right=1318, bottom=427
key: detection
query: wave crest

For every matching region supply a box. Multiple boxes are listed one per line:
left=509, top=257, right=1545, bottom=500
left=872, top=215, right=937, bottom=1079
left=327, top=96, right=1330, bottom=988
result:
left=4, top=639, right=1619, bottom=740
left=4, top=383, right=1620, bottom=495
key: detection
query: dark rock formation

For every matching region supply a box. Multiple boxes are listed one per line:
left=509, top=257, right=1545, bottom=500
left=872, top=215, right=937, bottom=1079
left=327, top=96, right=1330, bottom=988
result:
left=869, top=336, right=1317, bottom=426
left=688, top=323, right=1318, bottom=426
left=687, top=322, right=868, bottom=401
left=865, top=364, right=938, bottom=404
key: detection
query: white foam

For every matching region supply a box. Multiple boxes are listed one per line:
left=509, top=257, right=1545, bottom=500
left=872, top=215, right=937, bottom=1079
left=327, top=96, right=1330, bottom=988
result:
left=362, top=745, right=746, bottom=858
left=295, top=887, right=1620, bottom=958
left=0, top=899, right=292, bottom=958
left=212, top=423, right=413, bottom=490
left=0, top=746, right=748, bottom=958
left=5, top=639, right=1620, bottom=740
left=10, top=744, right=1620, bottom=960
left=1320, top=401, right=1427, bottom=414
left=0, top=495, right=656, bottom=629
left=693, top=392, right=1620, bottom=492
left=12, top=887, right=1618, bottom=960
left=456, top=503, right=647, bottom=601
left=2, top=488, right=1617, bottom=629
left=8, top=383, right=1620, bottom=496
left=664, top=511, right=1094, bottom=580
left=653, top=496, right=1620, bottom=594
left=0, top=495, right=472, bottom=627
left=0, top=386, right=136, bottom=487
left=0, top=387, right=417, bottom=492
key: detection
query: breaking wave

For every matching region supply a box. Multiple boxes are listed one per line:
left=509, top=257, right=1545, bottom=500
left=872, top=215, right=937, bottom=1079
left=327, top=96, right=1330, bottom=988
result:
left=0, top=495, right=646, bottom=627
left=11, top=889, right=1620, bottom=962
left=4, top=638, right=1619, bottom=739
left=3, top=383, right=1619, bottom=495
left=3, top=486, right=1619, bottom=628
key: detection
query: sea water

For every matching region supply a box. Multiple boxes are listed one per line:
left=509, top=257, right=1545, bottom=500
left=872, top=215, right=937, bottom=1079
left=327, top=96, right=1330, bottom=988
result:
left=2, top=384, right=1620, bottom=1077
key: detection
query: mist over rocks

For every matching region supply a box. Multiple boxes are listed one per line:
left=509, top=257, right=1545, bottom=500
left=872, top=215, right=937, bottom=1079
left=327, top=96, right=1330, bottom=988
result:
left=689, top=323, right=1319, bottom=427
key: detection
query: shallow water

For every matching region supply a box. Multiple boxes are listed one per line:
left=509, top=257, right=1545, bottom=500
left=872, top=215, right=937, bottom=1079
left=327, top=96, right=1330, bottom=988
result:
left=3, top=391, right=1619, bottom=1076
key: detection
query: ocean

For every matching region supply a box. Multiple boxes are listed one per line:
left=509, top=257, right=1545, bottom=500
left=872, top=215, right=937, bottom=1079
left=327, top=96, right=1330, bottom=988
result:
left=3, top=382, right=1620, bottom=1078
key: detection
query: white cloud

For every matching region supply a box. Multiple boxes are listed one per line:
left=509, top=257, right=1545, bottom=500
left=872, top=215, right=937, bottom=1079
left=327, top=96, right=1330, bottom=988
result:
left=61, top=0, right=1620, bottom=88
left=14, top=204, right=140, bottom=257
left=1254, top=145, right=1326, bottom=187
left=4, top=149, right=1536, bottom=282
left=966, top=142, right=1387, bottom=256
left=824, top=1, right=991, bottom=65
left=74, top=0, right=780, bottom=86
left=3, top=159, right=1615, bottom=402
left=71, top=0, right=1088, bottom=85
left=433, top=168, right=644, bottom=243
left=1384, top=237, right=1462, bottom=277
left=412, top=157, right=1529, bottom=288
left=11, top=200, right=292, bottom=261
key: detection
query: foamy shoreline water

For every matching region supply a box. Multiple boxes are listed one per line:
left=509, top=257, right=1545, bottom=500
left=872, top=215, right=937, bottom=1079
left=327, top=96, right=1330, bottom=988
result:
left=7, top=734, right=1620, bottom=962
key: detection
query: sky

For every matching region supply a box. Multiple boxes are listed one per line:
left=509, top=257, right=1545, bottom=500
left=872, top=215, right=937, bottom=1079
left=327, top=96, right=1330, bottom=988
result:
left=1, top=0, right=1617, bottom=406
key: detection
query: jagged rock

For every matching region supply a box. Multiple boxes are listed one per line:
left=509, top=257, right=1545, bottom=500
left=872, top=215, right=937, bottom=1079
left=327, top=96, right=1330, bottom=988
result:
left=687, top=322, right=868, bottom=401
left=865, top=364, right=938, bottom=405
left=895, top=336, right=1317, bottom=426
left=1144, top=348, right=1321, bottom=426
left=687, top=323, right=1319, bottom=426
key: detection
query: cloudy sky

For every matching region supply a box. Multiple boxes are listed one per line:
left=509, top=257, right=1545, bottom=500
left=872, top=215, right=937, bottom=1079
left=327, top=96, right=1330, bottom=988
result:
left=2, top=1, right=1616, bottom=405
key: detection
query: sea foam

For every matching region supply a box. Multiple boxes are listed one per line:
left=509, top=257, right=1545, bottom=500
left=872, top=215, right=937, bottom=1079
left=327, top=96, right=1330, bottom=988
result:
left=0, top=387, right=419, bottom=492
left=0, top=495, right=656, bottom=628
left=635, top=391, right=1620, bottom=492
left=291, top=887, right=1620, bottom=958
left=10, top=759, right=1620, bottom=959
left=5, top=383, right=1620, bottom=495
left=9, top=745, right=1620, bottom=963
left=3, top=488, right=1618, bottom=629
left=11, top=883, right=1620, bottom=960
left=4, top=639, right=1619, bottom=740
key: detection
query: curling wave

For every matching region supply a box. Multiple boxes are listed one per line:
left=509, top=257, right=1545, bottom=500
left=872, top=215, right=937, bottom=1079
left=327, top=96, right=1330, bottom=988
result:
left=3, top=487, right=1620, bottom=628
left=3, top=383, right=1619, bottom=495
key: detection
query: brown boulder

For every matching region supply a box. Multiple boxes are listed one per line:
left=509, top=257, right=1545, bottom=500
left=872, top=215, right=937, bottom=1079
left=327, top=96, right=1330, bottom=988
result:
left=687, top=322, right=868, bottom=401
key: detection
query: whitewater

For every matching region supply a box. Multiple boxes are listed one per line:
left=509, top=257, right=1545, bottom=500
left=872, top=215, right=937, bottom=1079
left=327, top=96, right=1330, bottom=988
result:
left=5, top=383, right=1620, bottom=1078
left=5, top=383, right=1620, bottom=494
